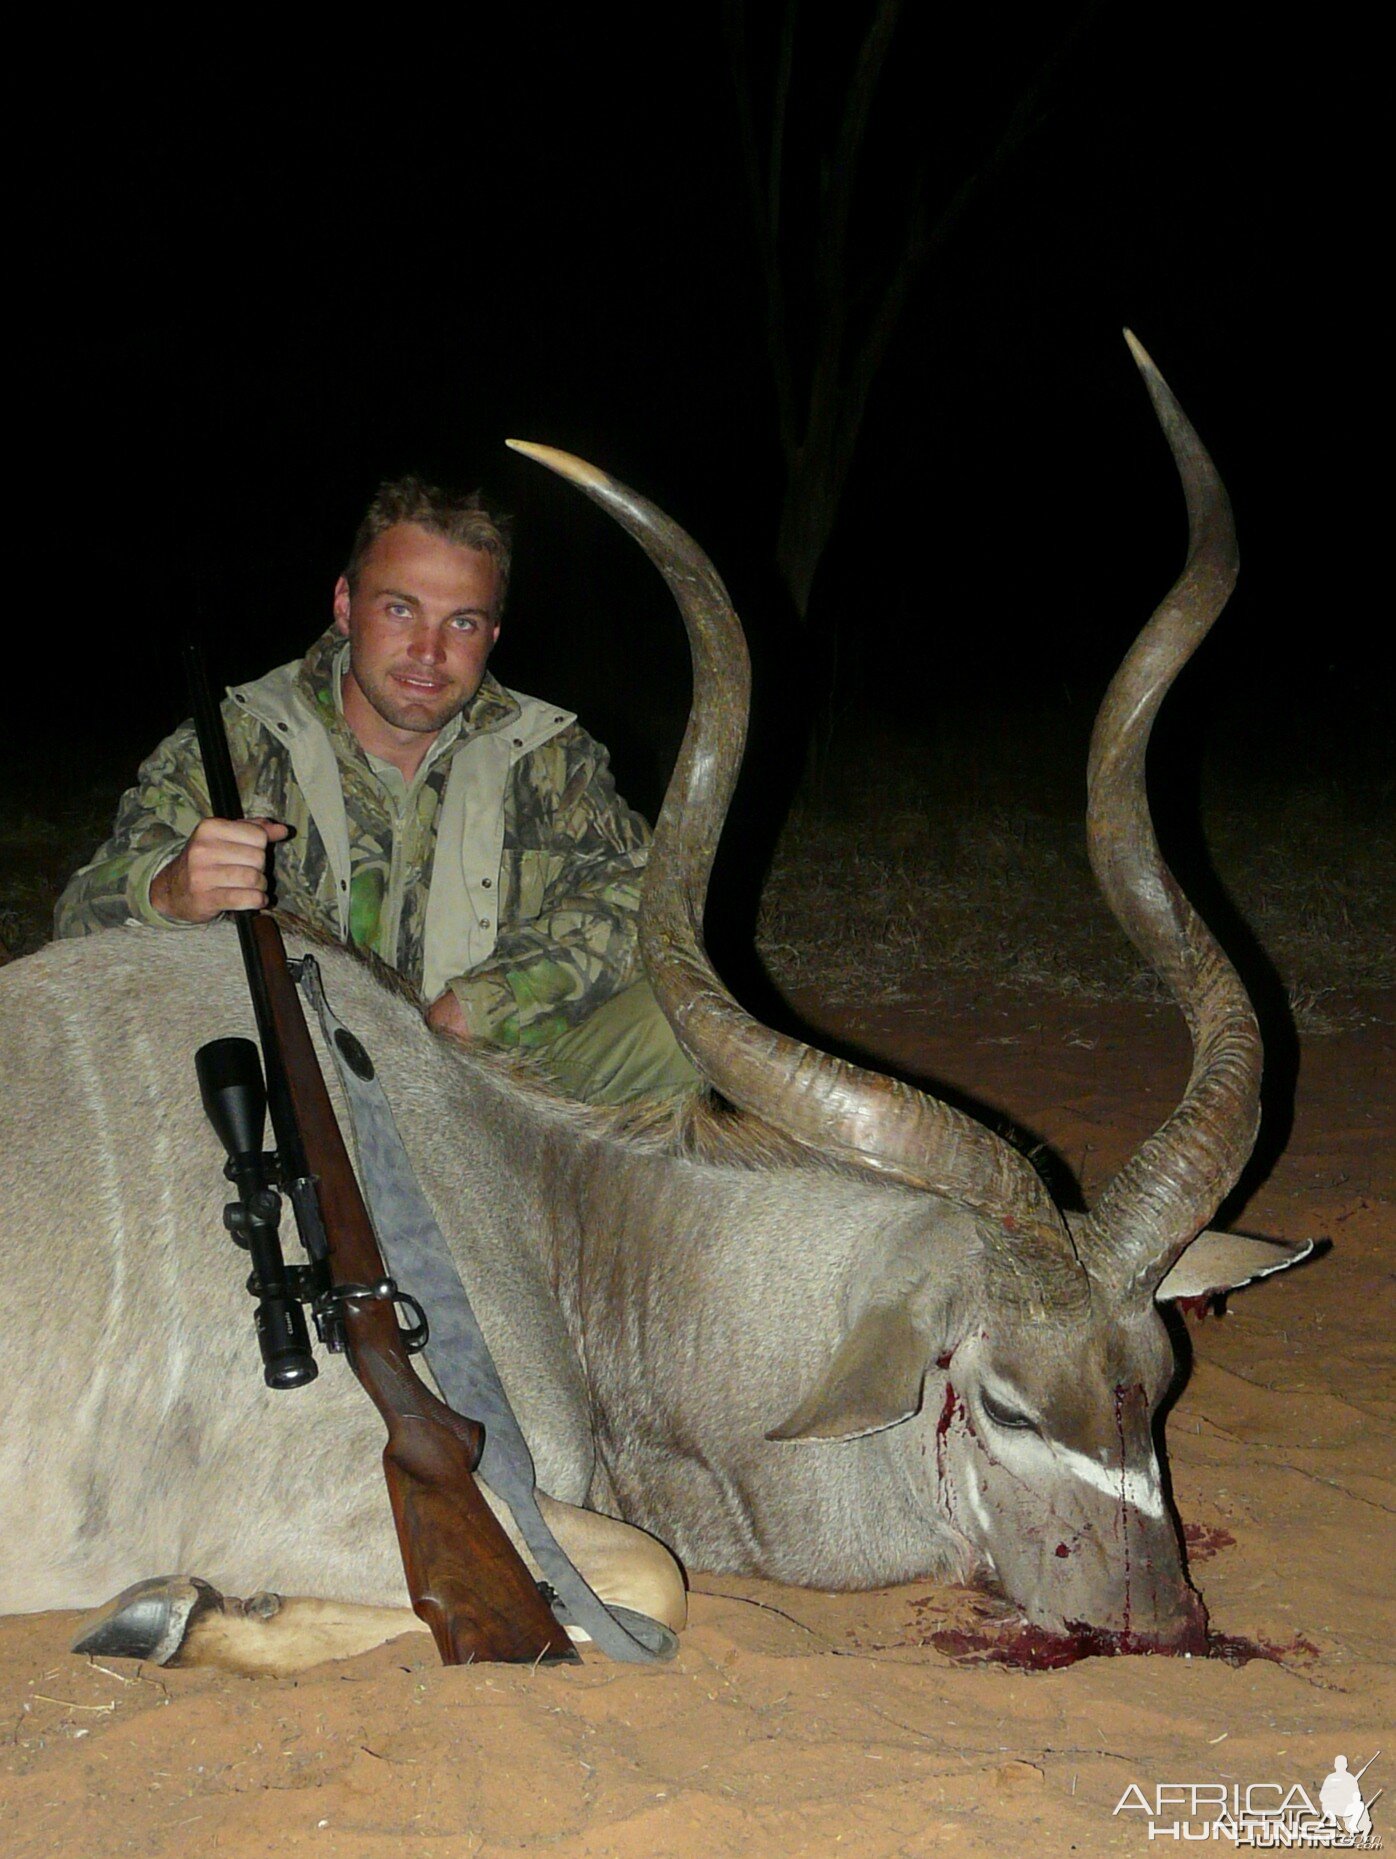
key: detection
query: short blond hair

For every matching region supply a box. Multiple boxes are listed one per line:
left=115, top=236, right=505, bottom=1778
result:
left=345, top=476, right=512, bottom=610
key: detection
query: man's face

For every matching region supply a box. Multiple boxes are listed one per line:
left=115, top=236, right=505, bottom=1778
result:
left=333, top=522, right=502, bottom=744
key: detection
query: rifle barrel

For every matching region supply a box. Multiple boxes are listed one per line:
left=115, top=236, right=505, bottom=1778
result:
left=182, top=641, right=313, bottom=1192
left=182, top=640, right=246, bottom=825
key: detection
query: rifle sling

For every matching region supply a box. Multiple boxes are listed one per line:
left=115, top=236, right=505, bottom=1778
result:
left=296, top=954, right=675, bottom=1664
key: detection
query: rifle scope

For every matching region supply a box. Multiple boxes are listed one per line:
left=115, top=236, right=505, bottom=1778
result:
left=196, top=1036, right=318, bottom=1390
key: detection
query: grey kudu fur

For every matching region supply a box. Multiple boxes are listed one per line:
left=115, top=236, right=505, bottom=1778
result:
left=0, top=339, right=1297, bottom=1672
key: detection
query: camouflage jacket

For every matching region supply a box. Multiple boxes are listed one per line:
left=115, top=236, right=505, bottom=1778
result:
left=54, top=630, right=652, bottom=1048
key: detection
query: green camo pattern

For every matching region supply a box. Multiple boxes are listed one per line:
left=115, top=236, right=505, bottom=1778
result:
left=54, top=630, right=651, bottom=1047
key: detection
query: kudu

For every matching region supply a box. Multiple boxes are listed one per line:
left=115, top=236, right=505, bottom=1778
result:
left=0, top=337, right=1305, bottom=1673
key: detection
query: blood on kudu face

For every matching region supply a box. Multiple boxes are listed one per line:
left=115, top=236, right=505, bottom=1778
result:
left=930, top=1311, right=1206, bottom=1650
left=333, top=524, right=502, bottom=752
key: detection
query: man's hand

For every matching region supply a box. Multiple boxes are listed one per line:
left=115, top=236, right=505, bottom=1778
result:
left=149, top=817, right=290, bottom=923
left=425, top=989, right=476, bottom=1042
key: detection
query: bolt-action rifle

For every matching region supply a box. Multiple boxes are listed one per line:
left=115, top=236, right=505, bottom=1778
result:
left=184, top=640, right=575, bottom=1666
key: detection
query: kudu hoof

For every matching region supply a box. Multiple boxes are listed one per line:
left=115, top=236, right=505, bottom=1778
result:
left=71, top=1575, right=281, bottom=1666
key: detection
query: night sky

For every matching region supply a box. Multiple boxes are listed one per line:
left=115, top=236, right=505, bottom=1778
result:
left=17, top=6, right=1378, bottom=818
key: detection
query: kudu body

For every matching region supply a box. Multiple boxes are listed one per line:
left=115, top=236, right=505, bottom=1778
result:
left=0, top=341, right=1304, bottom=1670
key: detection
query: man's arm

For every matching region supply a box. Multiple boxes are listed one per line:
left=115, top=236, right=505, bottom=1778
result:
left=427, top=725, right=649, bottom=1048
left=54, top=712, right=284, bottom=937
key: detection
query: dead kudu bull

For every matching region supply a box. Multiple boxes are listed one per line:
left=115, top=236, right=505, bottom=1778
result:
left=1, top=339, right=1306, bottom=1674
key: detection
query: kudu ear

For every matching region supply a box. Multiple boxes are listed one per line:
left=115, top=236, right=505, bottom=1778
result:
left=1154, top=1229, right=1315, bottom=1302
left=765, top=1302, right=932, bottom=1444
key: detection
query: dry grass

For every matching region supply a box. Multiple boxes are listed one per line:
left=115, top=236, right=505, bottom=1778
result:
left=0, top=783, right=123, bottom=962
left=755, top=737, right=1395, bottom=1035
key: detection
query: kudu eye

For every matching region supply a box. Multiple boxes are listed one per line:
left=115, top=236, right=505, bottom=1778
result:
left=980, top=1388, right=1039, bottom=1434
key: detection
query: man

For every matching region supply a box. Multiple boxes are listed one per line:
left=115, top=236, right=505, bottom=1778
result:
left=55, top=476, right=698, bottom=1105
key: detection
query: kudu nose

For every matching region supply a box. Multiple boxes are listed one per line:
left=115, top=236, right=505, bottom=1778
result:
left=1119, top=1509, right=1209, bottom=1649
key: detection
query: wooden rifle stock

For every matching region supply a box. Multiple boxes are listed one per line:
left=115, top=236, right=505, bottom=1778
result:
left=251, top=918, right=574, bottom=1664
left=184, top=644, right=574, bottom=1666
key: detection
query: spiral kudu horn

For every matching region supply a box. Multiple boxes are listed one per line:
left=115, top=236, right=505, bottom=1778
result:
left=1073, top=334, right=1262, bottom=1297
left=507, top=440, right=1070, bottom=1258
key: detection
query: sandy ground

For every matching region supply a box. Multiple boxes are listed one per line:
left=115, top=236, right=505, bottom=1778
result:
left=2, top=984, right=1391, bottom=1858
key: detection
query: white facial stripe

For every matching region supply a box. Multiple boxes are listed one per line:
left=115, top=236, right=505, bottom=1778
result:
left=958, top=1357, right=1167, bottom=1524
left=1053, top=1443, right=1164, bottom=1518
left=962, top=1456, right=994, bottom=1536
